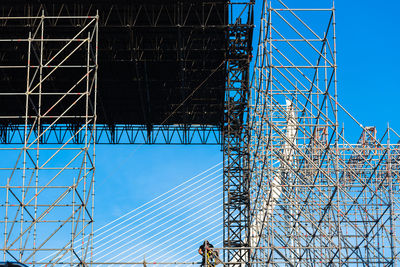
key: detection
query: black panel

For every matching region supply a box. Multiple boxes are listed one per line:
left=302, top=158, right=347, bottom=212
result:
left=0, top=0, right=228, bottom=126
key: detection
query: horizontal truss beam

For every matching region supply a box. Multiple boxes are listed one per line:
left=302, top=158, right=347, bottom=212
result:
left=0, top=124, right=221, bottom=145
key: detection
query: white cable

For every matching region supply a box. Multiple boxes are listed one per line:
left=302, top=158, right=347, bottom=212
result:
left=91, top=170, right=222, bottom=248
left=95, top=161, right=222, bottom=231
left=137, top=217, right=222, bottom=263
left=133, top=202, right=222, bottom=260
left=126, top=213, right=222, bottom=263
left=120, top=196, right=222, bottom=261
left=94, top=184, right=221, bottom=261
left=104, top=190, right=223, bottom=262
left=154, top=226, right=222, bottom=264
left=40, top=162, right=222, bottom=262
left=58, top=175, right=222, bottom=266
left=58, top=176, right=223, bottom=266
left=92, top=167, right=222, bottom=244
left=109, top=200, right=222, bottom=262
left=150, top=217, right=222, bottom=262
left=117, top=199, right=220, bottom=260
left=92, top=179, right=222, bottom=259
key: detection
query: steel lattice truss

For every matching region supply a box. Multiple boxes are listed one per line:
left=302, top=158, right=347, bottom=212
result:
left=223, top=1, right=254, bottom=266
left=0, top=1, right=254, bottom=265
left=0, top=15, right=98, bottom=265
left=1, top=0, right=399, bottom=266
left=249, top=0, right=400, bottom=265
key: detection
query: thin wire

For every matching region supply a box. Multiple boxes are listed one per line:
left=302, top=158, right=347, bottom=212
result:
left=123, top=210, right=223, bottom=263
left=59, top=186, right=221, bottom=262
left=141, top=218, right=222, bottom=262
left=102, top=189, right=222, bottom=262
left=46, top=164, right=223, bottom=263
left=94, top=163, right=222, bottom=237
left=155, top=222, right=223, bottom=263
left=92, top=179, right=222, bottom=259
left=41, top=59, right=226, bottom=264
left=121, top=200, right=222, bottom=261
left=91, top=173, right=222, bottom=253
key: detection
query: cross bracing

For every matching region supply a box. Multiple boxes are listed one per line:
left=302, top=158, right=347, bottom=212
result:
left=33, top=163, right=224, bottom=266
left=0, top=0, right=399, bottom=266
left=249, top=0, right=400, bottom=265
left=0, top=14, right=98, bottom=265
left=0, top=1, right=253, bottom=265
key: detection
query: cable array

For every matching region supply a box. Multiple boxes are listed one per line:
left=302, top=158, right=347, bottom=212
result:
left=46, top=162, right=223, bottom=265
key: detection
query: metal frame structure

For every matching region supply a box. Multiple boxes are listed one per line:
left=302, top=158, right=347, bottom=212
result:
left=0, top=0, right=230, bottom=144
left=0, top=1, right=256, bottom=266
left=0, top=14, right=98, bottom=265
left=1, top=0, right=398, bottom=266
left=0, top=124, right=221, bottom=145
left=223, top=1, right=254, bottom=266
left=250, top=0, right=400, bottom=265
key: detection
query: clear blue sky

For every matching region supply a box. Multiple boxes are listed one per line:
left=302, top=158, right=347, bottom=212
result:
left=1, top=0, right=398, bottom=263
left=336, top=0, right=400, bottom=132
left=94, top=0, right=400, bottom=229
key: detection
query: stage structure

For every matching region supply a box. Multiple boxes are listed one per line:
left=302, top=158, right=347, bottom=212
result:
left=0, top=0, right=254, bottom=266
left=250, top=0, right=400, bottom=265
left=0, top=13, right=98, bottom=265
left=1, top=0, right=400, bottom=266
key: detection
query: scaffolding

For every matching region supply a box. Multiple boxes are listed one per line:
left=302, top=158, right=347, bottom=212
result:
left=0, top=0, right=231, bottom=146
left=0, top=0, right=399, bottom=266
left=223, top=1, right=254, bottom=266
left=250, top=0, right=400, bottom=265
left=0, top=14, right=98, bottom=265
left=0, top=1, right=254, bottom=266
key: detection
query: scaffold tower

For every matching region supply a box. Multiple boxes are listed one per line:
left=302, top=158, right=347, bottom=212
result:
left=250, top=0, right=400, bottom=265
left=0, top=0, right=399, bottom=266
left=0, top=1, right=254, bottom=266
left=0, top=13, right=98, bottom=265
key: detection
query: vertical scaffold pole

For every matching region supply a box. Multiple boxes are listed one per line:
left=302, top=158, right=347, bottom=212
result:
left=223, top=1, right=254, bottom=266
